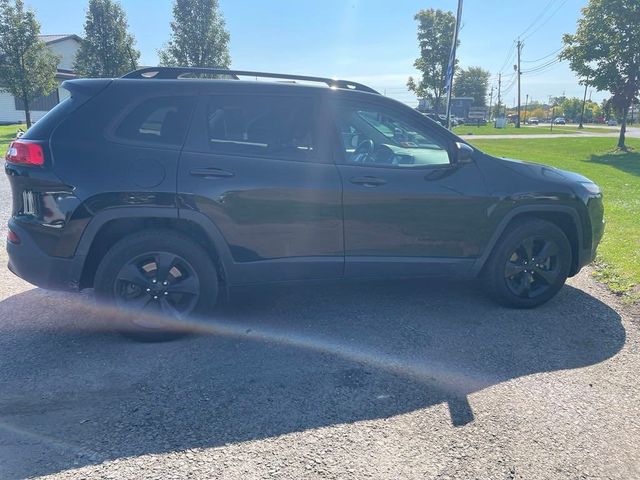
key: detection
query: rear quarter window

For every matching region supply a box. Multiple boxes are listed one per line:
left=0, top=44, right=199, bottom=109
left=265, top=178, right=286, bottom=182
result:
left=113, top=96, right=195, bottom=146
left=22, top=97, right=76, bottom=141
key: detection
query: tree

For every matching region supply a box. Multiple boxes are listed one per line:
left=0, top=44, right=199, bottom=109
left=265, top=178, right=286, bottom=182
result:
left=453, top=66, right=490, bottom=106
left=561, top=0, right=640, bottom=150
left=159, top=0, right=230, bottom=68
left=407, top=9, right=457, bottom=113
left=560, top=97, right=583, bottom=122
left=0, top=0, right=58, bottom=127
left=529, top=107, right=546, bottom=120
left=74, top=0, right=139, bottom=78
left=583, top=100, right=602, bottom=122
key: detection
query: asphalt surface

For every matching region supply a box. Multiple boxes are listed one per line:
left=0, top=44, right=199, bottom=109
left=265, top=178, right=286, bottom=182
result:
left=1, top=169, right=639, bottom=479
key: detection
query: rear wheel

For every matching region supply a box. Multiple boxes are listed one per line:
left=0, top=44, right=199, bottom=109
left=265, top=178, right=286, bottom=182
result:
left=94, top=230, right=218, bottom=341
left=484, top=219, right=571, bottom=308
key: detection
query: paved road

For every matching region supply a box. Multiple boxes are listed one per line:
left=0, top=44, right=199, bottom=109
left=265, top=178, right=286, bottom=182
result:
left=0, top=173, right=639, bottom=479
left=460, top=126, right=640, bottom=140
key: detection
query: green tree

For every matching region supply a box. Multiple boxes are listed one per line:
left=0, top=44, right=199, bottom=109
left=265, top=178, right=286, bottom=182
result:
left=74, top=0, right=140, bottom=78
left=0, top=0, right=58, bottom=127
left=453, top=66, right=490, bottom=106
left=407, top=9, right=457, bottom=113
left=159, top=0, right=230, bottom=68
left=561, top=0, right=640, bottom=150
left=560, top=97, right=583, bottom=122
left=583, top=100, right=601, bottom=122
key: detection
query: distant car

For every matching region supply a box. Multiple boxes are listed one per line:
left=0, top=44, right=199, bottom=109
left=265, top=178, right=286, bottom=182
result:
left=456, top=117, right=465, bottom=125
left=527, top=117, right=539, bottom=125
left=554, top=117, right=566, bottom=125
left=425, top=113, right=447, bottom=127
left=606, top=118, right=617, bottom=126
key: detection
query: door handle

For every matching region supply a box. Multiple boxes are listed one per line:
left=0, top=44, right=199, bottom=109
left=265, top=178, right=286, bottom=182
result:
left=189, top=168, right=235, bottom=179
left=349, top=176, right=387, bottom=187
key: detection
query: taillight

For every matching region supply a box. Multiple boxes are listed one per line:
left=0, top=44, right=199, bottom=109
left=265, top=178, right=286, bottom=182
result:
left=7, top=230, right=20, bottom=245
left=5, top=140, right=45, bottom=166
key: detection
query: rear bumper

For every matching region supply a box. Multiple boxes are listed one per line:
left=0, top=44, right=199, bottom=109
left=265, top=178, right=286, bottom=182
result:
left=6, top=219, right=83, bottom=292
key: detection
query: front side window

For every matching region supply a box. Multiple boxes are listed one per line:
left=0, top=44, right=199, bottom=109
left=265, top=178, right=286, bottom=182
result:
left=206, top=95, right=316, bottom=161
left=114, top=96, right=194, bottom=146
left=333, top=103, right=450, bottom=167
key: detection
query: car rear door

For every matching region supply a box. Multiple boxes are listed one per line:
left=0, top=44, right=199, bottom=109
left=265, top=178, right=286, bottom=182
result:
left=178, top=87, right=344, bottom=285
left=329, top=94, right=492, bottom=278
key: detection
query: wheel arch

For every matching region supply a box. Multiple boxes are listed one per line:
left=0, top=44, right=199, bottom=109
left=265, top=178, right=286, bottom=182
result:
left=472, top=205, right=583, bottom=277
left=76, top=208, right=233, bottom=290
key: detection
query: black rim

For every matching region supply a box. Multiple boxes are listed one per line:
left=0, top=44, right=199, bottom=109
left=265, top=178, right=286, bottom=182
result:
left=114, top=251, right=200, bottom=326
left=504, top=236, right=561, bottom=299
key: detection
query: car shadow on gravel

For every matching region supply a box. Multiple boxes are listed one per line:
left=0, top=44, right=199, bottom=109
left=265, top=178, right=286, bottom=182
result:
left=0, top=279, right=625, bottom=479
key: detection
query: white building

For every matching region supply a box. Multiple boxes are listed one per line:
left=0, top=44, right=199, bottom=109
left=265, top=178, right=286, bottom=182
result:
left=0, top=34, right=81, bottom=125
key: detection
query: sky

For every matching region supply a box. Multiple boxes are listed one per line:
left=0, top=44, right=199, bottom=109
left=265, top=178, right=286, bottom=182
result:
left=24, top=0, right=604, bottom=107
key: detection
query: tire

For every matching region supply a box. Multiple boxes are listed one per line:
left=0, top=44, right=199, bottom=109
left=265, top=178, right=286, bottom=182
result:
left=483, top=219, right=571, bottom=309
left=94, top=230, right=219, bottom=342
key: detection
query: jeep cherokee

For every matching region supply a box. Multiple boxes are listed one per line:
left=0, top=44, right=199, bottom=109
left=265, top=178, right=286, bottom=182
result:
left=4, top=67, right=605, bottom=340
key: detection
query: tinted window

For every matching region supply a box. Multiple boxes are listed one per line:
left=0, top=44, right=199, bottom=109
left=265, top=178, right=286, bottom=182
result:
left=23, top=97, right=75, bottom=141
left=333, top=103, right=450, bottom=167
left=206, top=95, right=316, bottom=161
left=115, top=96, right=194, bottom=146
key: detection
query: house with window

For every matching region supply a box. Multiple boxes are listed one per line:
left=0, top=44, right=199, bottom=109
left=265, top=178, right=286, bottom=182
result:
left=0, top=34, right=81, bottom=125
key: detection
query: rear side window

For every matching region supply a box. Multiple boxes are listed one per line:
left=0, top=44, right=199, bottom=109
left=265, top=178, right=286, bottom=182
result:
left=22, top=97, right=75, bottom=141
left=114, top=96, right=194, bottom=146
left=205, top=95, right=316, bottom=161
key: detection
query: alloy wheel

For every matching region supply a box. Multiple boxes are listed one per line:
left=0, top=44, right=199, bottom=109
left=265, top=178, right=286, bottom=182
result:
left=114, top=251, right=200, bottom=328
left=504, top=236, right=561, bottom=299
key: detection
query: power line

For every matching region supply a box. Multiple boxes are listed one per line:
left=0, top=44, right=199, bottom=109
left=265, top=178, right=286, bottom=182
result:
left=522, top=0, right=571, bottom=41
left=522, top=61, right=564, bottom=78
left=498, top=41, right=517, bottom=73
left=501, top=75, right=518, bottom=96
left=522, top=46, right=563, bottom=63
left=522, top=58, right=562, bottom=74
left=518, top=0, right=558, bottom=38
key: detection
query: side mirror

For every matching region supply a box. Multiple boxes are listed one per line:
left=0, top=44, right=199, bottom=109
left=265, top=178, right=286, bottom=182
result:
left=454, top=142, right=474, bottom=165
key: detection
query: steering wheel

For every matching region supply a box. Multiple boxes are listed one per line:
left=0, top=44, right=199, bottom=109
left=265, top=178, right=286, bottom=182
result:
left=351, top=139, right=374, bottom=163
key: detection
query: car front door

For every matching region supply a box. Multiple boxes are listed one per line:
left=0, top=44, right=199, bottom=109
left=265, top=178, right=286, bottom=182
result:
left=178, top=90, right=343, bottom=284
left=329, top=95, right=492, bottom=277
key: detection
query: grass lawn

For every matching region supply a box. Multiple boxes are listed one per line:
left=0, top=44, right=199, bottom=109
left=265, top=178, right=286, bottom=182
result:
left=0, top=124, right=24, bottom=152
left=454, top=124, right=613, bottom=136
left=470, top=136, right=640, bottom=300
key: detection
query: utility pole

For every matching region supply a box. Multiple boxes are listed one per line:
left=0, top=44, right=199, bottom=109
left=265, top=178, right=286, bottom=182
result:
left=497, top=73, right=502, bottom=118
left=516, top=39, right=522, bottom=128
left=445, top=0, right=464, bottom=129
left=488, top=85, right=494, bottom=120
left=579, top=76, right=589, bottom=129
left=524, top=94, right=529, bottom=124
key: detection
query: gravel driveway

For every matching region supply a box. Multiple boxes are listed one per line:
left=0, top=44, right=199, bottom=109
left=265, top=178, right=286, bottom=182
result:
left=0, top=173, right=638, bottom=480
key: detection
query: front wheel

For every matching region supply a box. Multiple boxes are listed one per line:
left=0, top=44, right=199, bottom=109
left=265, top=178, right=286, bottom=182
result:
left=94, top=230, right=219, bottom=341
left=483, top=219, right=572, bottom=308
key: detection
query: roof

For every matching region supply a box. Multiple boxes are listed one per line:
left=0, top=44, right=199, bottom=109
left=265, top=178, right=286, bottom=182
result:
left=39, top=34, right=82, bottom=45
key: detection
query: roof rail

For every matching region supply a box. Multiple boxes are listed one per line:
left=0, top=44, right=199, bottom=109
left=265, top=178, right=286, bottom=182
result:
left=121, top=67, right=380, bottom=95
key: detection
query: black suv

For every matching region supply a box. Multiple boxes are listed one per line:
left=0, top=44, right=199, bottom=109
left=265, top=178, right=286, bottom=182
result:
left=5, top=67, right=604, bottom=339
